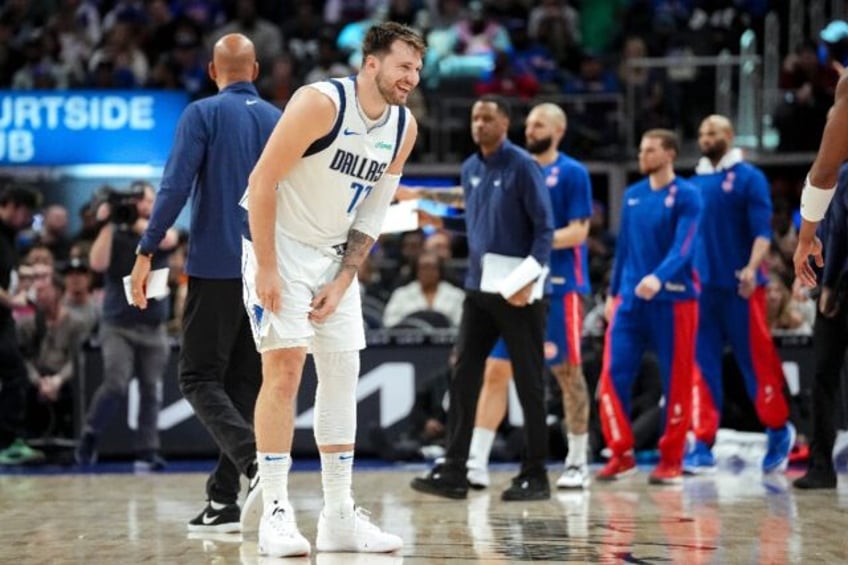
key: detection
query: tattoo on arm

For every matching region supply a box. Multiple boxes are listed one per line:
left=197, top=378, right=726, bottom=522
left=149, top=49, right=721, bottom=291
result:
left=340, top=229, right=375, bottom=278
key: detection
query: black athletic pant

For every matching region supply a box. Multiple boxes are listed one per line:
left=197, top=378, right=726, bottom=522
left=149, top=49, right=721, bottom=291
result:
left=808, top=307, right=848, bottom=472
left=179, top=278, right=261, bottom=505
left=445, top=291, right=549, bottom=475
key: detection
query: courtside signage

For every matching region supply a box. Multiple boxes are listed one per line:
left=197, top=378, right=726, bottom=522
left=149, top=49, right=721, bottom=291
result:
left=0, top=90, right=188, bottom=165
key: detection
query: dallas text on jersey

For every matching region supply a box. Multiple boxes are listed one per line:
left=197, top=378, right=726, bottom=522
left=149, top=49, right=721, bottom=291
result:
left=329, top=148, right=388, bottom=183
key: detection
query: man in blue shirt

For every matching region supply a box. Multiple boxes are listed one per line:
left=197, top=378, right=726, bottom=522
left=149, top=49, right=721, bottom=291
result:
left=129, top=34, right=281, bottom=533
left=411, top=94, right=555, bottom=501
left=685, top=115, right=794, bottom=476
left=795, top=163, right=848, bottom=489
left=464, top=103, right=595, bottom=491
left=597, top=129, right=702, bottom=485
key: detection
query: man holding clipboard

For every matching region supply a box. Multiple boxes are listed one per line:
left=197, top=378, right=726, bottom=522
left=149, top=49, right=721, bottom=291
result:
left=411, top=94, right=555, bottom=501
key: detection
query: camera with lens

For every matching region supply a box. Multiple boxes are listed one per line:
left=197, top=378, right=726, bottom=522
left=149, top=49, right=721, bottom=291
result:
left=91, top=181, right=148, bottom=229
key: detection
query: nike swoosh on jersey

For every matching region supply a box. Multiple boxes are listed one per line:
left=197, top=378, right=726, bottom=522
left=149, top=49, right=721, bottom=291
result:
left=343, top=128, right=360, bottom=136
left=246, top=99, right=258, bottom=106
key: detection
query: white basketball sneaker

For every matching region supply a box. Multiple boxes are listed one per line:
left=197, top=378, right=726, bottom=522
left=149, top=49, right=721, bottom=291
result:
left=316, top=506, right=403, bottom=553
left=240, top=471, right=262, bottom=533
left=466, top=462, right=490, bottom=489
left=257, top=503, right=310, bottom=557
left=556, top=464, right=590, bottom=489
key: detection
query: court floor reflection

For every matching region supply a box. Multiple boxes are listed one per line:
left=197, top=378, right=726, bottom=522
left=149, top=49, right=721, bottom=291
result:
left=2, top=465, right=847, bottom=563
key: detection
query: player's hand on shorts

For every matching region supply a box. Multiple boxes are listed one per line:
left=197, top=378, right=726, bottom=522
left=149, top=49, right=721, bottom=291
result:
left=255, top=266, right=283, bottom=313
left=129, top=256, right=151, bottom=309
left=793, top=235, right=823, bottom=288
left=310, top=278, right=346, bottom=322
left=736, top=266, right=756, bottom=299
left=635, top=274, right=661, bottom=300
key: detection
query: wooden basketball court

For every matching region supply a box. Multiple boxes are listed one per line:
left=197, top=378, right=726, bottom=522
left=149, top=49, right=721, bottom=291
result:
left=2, top=463, right=847, bottom=563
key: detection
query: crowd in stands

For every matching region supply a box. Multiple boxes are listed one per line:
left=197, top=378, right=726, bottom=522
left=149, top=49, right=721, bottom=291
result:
left=0, top=0, right=809, bottom=158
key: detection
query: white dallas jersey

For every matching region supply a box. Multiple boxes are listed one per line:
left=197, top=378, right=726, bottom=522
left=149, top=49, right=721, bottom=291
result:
left=273, top=76, right=407, bottom=248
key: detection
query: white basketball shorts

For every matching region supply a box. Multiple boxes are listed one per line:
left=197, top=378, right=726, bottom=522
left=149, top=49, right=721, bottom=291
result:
left=242, top=232, right=366, bottom=354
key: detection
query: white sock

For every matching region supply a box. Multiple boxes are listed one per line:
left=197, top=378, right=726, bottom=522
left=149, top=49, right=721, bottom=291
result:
left=321, top=451, right=354, bottom=515
left=257, top=452, right=291, bottom=511
left=468, top=427, right=496, bottom=468
left=566, top=433, right=588, bottom=467
left=209, top=500, right=228, bottom=510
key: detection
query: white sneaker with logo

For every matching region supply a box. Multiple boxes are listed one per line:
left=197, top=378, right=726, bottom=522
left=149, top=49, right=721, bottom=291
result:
left=257, top=503, right=310, bottom=557
left=556, top=465, right=590, bottom=489
left=316, top=506, right=403, bottom=553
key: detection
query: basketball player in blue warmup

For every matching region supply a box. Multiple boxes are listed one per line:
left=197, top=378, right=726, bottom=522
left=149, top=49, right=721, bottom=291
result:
left=243, top=23, right=424, bottom=558
left=686, top=115, right=794, bottom=475
left=597, top=129, right=702, bottom=485
left=465, top=103, right=594, bottom=490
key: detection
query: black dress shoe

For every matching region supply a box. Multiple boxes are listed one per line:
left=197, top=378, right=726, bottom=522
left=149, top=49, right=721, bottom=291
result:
left=410, top=464, right=468, bottom=499
left=501, top=471, right=551, bottom=501
left=793, top=466, right=837, bottom=490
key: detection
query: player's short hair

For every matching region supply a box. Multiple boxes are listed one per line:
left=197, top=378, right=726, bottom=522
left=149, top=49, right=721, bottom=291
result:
left=476, top=94, right=511, bottom=121
left=362, top=21, right=426, bottom=59
left=642, top=128, right=679, bottom=154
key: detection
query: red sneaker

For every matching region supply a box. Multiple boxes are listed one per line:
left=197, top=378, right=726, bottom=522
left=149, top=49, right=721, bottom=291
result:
left=648, top=461, right=683, bottom=485
left=595, top=452, right=637, bottom=482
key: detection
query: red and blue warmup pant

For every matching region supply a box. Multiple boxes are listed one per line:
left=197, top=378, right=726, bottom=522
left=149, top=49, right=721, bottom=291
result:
left=692, top=286, right=788, bottom=444
left=490, top=291, right=583, bottom=366
left=599, top=296, right=698, bottom=463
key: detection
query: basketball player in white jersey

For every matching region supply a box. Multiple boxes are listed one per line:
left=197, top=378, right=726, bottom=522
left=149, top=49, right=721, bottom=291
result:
left=242, top=22, right=425, bottom=558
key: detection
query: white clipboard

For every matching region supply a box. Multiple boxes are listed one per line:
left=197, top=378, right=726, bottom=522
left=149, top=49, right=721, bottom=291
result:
left=480, top=253, right=547, bottom=302
left=123, top=268, right=170, bottom=305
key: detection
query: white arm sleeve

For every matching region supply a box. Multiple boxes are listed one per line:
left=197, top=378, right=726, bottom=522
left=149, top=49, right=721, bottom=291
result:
left=351, top=172, right=402, bottom=239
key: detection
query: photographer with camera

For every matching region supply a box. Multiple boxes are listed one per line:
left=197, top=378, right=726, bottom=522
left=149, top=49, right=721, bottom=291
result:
left=75, top=182, right=178, bottom=471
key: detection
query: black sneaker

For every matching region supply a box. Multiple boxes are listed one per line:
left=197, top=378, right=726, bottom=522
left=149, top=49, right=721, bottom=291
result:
left=501, top=472, right=551, bottom=501
left=74, top=432, right=98, bottom=466
left=793, top=466, right=837, bottom=490
left=187, top=502, right=241, bottom=534
left=410, top=463, right=469, bottom=499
